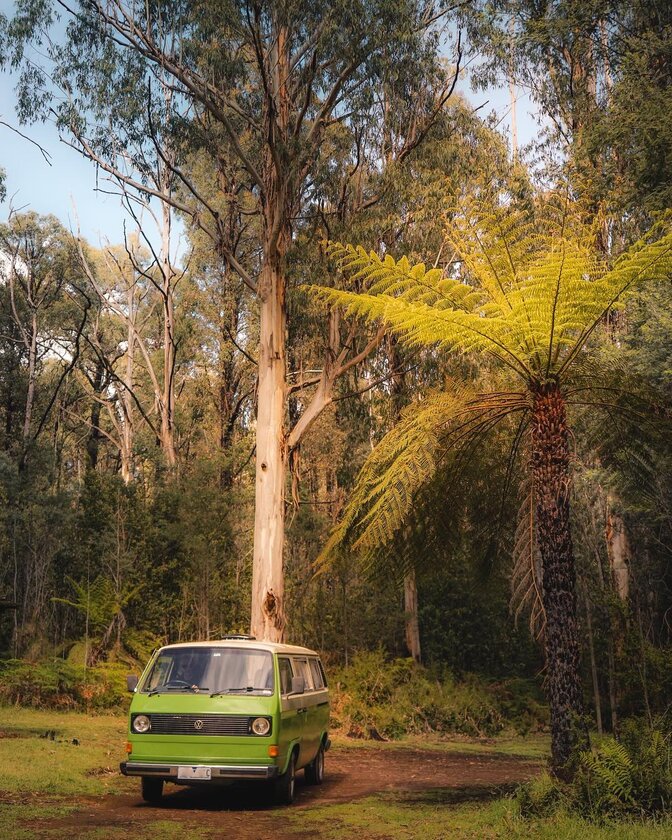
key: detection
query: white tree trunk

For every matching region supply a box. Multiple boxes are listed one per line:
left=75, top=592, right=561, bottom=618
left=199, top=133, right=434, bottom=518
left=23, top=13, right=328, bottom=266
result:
left=250, top=264, right=287, bottom=641
left=160, top=191, right=177, bottom=468
left=606, top=500, right=630, bottom=602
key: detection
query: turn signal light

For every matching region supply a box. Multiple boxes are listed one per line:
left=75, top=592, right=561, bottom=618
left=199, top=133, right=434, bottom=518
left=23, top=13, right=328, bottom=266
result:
left=126, top=741, right=133, bottom=754
left=268, top=745, right=279, bottom=757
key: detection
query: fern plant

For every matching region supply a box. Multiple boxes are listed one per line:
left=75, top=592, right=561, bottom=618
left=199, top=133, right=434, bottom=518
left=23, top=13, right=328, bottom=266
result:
left=309, top=197, right=672, bottom=775
left=576, top=727, right=672, bottom=817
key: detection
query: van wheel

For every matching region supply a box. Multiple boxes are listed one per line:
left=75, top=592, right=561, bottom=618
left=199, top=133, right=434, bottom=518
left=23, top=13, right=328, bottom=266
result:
left=141, top=777, right=163, bottom=803
left=272, top=753, right=296, bottom=805
left=304, top=744, right=325, bottom=785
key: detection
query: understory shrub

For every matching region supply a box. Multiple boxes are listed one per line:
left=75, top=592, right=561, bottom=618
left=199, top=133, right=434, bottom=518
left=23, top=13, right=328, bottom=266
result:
left=0, top=657, right=131, bottom=710
left=329, top=649, right=537, bottom=739
left=574, top=722, right=672, bottom=818
left=516, top=718, right=672, bottom=822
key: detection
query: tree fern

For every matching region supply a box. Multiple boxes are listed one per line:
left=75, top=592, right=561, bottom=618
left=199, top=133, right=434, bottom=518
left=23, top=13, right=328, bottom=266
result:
left=309, top=197, right=672, bottom=774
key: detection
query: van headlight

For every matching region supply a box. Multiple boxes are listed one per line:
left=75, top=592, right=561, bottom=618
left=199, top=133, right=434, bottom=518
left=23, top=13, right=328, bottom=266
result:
left=132, top=714, right=151, bottom=733
left=250, top=717, right=271, bottom=736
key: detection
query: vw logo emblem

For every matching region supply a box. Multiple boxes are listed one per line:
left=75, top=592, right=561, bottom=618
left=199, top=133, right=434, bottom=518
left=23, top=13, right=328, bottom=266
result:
left=194, top=719, right=204, bottom=730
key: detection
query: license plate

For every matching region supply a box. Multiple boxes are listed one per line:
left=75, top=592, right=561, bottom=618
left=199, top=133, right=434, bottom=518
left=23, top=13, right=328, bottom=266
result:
left=177, top=766, right=211, bottom=780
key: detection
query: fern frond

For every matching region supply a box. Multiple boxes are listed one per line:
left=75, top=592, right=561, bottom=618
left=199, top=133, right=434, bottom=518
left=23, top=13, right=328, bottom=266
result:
left=313, top=210, right=672, bottom=387
left=314, top=385, right=528, bottom=568
left=510, top=481, right=546, bottom=641
left=315, top=391, right=463, bottom=567
left=582, top=739, right=636, bottom=807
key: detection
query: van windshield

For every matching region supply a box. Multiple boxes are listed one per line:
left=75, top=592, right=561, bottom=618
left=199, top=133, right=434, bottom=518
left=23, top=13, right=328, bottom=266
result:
left=141, top=647, right=274, bottom=695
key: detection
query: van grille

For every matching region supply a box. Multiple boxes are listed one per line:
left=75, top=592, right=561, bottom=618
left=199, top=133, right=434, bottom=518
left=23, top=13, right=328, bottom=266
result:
left=145, top=714, right=253, bottom=736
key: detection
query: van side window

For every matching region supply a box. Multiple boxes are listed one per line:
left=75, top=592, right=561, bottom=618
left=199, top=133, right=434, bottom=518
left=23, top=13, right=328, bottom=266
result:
left=278, top=657, right=293, bottom=695
left=292, top=657, right=314, bottom=690
left=309, top=658, right=324, bottom=689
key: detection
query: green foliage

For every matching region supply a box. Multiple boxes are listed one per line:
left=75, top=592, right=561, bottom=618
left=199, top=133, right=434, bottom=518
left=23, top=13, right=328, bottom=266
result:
left=517, top=721, right=672, bottom=821
left=316, top=390, right=474, bottom=561
left=517, top=771, right=566, bottom=819
left=0, top=658, right=131, bottom=710
left=315, top=206, right=672, bottom=383
left=328, top=649, right=543, bottom=740
left=310, top=200, right=672, bottom=567
left=575, top=724, right=672, bottom=819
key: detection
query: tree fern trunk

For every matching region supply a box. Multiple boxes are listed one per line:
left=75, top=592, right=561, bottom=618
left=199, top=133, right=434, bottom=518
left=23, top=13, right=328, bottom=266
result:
left=531, top=383, right=588, bottom=775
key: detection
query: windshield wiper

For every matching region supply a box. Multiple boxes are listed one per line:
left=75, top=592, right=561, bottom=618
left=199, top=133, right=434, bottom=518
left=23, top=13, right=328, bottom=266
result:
left=148, top=681, right=210, bottom=697
left=210, top=686, right=270, bottom=697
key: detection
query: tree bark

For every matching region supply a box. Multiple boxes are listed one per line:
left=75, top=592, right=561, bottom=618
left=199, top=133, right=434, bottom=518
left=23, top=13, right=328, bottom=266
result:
left=250, top=258, right=287, bottom=641
left=22, top=311, right=38, bottom=449
left=159, top=186, right=178, bottom=468
left=531, top=383, right=587, bottom=775
left=404, top=568, right=421, bottom=663
left=248, top=19, right=293, bottom=642
left=86, top=355, right=105, bottom=471
left=388, top=335, right=422, bottom=663
left=605, top=499, right=630, bottom=602
left=584, top=591, right=603, bottom=735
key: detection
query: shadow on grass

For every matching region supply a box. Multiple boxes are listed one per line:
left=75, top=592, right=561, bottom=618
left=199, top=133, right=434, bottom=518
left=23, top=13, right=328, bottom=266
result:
left=380, top=782, right=520, bottom=808
left=0, top=726, right=63, bottom=739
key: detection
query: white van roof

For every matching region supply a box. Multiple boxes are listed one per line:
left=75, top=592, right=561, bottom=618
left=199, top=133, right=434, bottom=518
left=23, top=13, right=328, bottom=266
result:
left=158, top=638, right=320, bottom=657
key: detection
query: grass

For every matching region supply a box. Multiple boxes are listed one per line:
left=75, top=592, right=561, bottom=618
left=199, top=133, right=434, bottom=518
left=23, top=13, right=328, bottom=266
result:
left=0, top=803, right=215, bottom=840
left=287, top=790, right=672, bottom=840
left=330, top=731, right=549, bottom=759
left=0, top=706, right=129, bottom=796
left=0, top=804, right=77, bottom=840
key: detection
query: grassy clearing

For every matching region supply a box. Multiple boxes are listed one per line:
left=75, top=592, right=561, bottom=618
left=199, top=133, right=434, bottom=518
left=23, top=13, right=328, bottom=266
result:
left=0, top=804, right=213, bottom=840
left=330, top=732, right=549, bottom=759
left=288, top=790, right=672, bottom=840
left=0, top=706, right=545, bottom=800
left=0, top=707, right=129, bottom=796
left=2, top=707, right=670, bottom=840
left=0, top=804, right=76, bottom=840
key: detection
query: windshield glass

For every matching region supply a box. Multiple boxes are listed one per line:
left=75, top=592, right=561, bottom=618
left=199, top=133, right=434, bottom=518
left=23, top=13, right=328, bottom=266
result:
left=141, top=647, right=274, bottom=694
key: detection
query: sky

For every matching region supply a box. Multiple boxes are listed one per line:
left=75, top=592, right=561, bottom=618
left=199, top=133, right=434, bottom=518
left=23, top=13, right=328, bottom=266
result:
left=0, top=7, right=542, bottom=249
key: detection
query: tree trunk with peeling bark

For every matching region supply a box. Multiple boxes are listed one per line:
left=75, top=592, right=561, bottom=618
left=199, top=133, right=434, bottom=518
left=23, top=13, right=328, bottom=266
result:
left=531, top=383, right=587, bottom=774
left=404, top=568, right=421, bottom=663
left=606, top=500, right=630, bottom=602
left=250, top=22, right=291, bottom=641
left=251, top=257, right=289, bottom=640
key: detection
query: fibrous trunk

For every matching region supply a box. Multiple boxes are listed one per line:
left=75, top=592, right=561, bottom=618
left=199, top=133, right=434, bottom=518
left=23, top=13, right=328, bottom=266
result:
left=531, top=383, right=587, bottom=775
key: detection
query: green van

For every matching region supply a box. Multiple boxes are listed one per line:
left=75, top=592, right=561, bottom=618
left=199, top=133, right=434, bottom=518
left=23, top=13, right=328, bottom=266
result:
left=120, top=636, right=330, bottom=805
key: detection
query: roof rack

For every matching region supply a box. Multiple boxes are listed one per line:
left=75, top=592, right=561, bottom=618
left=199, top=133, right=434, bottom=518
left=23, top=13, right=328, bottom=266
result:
left=219, top=634, right=256, bottom=640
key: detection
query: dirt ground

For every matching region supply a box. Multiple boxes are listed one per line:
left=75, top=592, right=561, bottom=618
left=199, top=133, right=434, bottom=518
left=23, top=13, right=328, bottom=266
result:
left=22, top=746, right=540, bottom=839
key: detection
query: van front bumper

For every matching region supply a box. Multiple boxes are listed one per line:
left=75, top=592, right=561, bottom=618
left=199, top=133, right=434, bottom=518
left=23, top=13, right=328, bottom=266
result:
left=120, top=761, right=278, bottom=780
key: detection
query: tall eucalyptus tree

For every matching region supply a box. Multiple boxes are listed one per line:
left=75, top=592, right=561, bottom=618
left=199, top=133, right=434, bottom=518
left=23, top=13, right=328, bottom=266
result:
left=2, top=0, right=459, bottom=638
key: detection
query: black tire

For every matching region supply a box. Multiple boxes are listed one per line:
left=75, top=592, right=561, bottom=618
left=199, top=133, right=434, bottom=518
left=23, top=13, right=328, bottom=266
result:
left=304, top=743, right=325, bottom=785
left=272, top=752, right=296, bottom=805
left=141, top=777, right=164, bottom=803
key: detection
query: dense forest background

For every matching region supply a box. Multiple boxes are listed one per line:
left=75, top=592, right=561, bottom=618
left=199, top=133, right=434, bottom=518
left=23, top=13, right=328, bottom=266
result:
left=0, top=0, right=670, bottom=746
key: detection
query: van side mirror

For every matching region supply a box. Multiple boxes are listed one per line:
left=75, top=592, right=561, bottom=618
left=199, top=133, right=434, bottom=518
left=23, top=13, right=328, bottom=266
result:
left=291, top=675, right=305, bottom=695
left=126, top=674, right=139, bottom=692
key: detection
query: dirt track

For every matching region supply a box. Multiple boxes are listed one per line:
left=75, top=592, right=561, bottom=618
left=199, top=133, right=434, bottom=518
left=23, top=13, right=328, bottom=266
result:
left=24, top=745, right=540, bottom=839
